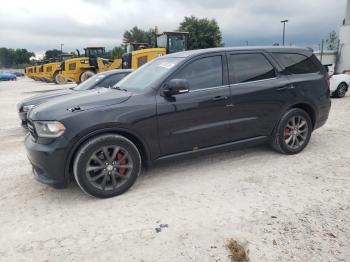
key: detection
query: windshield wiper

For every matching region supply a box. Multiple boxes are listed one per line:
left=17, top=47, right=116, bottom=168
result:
left=112, top=86, right=128, bottom=92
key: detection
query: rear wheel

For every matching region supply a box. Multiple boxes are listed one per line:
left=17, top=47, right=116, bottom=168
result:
left=333, top=82, right=348, bottom=98
left=73, top=134, right=141, bottom=198
left=271, top=108, right=312, bottom=154
left=80, top=70, right=95, bottom=83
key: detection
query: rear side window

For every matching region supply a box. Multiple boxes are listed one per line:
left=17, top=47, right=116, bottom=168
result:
left=228, top=53, right=276, bottom=84
left=273, top=53, right=319, bottom=74
left=173, top=56, right=223, bottom=90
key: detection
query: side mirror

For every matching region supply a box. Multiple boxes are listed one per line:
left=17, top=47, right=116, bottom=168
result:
left=163, top=79, right=190, bottom=96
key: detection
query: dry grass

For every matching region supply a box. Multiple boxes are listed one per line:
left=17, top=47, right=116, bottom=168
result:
left=226, top=238, right=249, bottom=262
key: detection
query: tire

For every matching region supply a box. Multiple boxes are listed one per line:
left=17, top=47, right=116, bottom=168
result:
left=79, top=70, right=95, bottom=83
left=53, top=71, right=67, bottom=85
left=271, top=108, right=312, bottom=155
left=333, top=82, right=348, bottom=98
left=73, top=134, right=141, bottom=198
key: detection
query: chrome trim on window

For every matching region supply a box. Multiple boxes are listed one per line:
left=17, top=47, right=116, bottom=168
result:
left=189, top=85, right=231, bottom=93
left=230, top=77, right=277, bottom=87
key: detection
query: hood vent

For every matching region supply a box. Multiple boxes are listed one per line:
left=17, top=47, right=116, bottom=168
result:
left=67, top=105, right=81, bottom=112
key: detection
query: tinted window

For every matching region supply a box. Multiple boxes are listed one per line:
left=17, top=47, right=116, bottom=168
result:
left=117, top=57, right=184, bottom=91
left=273, top=53, right=319, bottom=74
left=228, top=53, right=276, bottom=84
left=98, top=73, right=128, bottom=88
left=73, top=74, right=107, bottom=91
left=173, top=56, right=223, bottom=90
left=69, top=63, right=76, bottom=71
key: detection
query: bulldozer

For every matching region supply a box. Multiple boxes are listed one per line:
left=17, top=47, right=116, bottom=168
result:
left=60, top=47, right=122, bottom=84
left=121, top=31, right=189, bottom=69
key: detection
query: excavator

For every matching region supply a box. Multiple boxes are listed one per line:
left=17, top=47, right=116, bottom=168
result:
left=121, top=31, right=189, bottom=69
left=60, top=47, right=122, bottom=84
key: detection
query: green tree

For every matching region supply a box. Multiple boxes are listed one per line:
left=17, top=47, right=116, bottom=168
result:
left=178, top=16, right=223, bottom=49
left=44, top=49, right=62, bottom=60
left=14, top=49, right=35, bottom=67
left=326, top=30, right=338, bottom=50
left=123, top=26, right=148, bottom=43
left=122, top=27, right=156, bottom=46
left=0, top=47, right=34, bottom=68
left=107, top=46, right=125, bottom=59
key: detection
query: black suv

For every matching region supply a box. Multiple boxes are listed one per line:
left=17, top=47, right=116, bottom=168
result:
left=25, top=47, right=331, bottom=198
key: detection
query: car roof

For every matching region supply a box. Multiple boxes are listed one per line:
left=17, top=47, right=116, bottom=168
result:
left=166, top=46, right=313, bottom=58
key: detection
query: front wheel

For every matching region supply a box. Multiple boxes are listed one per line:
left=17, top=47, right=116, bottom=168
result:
left=53, top=71, right=66, bottom=84
left=333, top=82, right=348, bottom=98
left=79, top=70, right=95, bottom=83
left=271, top=108, right=312, bottom=155
left=73, top=134, right=142, bottom=198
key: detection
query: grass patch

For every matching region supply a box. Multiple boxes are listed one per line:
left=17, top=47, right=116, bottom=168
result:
left=226, top=238, right=249, bottom=262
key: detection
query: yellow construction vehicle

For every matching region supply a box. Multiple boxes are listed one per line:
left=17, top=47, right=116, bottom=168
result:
left=121, top=31, right=189, bottom=69
left=24, top=66, right=35, bottom=79
left=41, top=54, right=74, bottom=84
left=60, top=47, right=122, bottom=84
left=32, top=64, right=44, bottom=81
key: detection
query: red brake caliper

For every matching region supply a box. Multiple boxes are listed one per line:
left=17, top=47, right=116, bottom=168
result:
left=116, top=152, right=127, bottom=175
left=284, top=127, right=290, bottom=139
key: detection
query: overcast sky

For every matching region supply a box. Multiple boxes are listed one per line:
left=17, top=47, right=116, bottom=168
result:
left=0, top=0, right=346, bottom=57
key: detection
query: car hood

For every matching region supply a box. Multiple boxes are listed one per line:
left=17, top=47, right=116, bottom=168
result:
left=29, top=88, right=132, bottom=121
left=19, top=89, right=74, bottom=108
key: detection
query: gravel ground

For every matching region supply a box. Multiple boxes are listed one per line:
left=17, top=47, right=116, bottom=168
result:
left=0, top=78, right=349, bottom=262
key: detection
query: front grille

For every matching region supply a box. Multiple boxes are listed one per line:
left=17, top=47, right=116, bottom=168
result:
left=27, top=120, right=37, bottom=140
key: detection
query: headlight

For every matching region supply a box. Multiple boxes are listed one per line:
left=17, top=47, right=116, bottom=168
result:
left=23, top=104, right=35, bottom=112
left=34, top=121, right=66, bottom=138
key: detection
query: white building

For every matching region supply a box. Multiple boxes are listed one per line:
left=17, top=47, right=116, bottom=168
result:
left=336, top=0, right=350, bottom=73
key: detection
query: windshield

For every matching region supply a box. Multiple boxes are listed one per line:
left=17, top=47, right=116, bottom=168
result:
left=85, top=48, right=105, bottom=57
left=115, top=57, right=184, bottom=91
left=156, top=34, right=188, bottom=53
left=73, top=74, right=106, bottom=91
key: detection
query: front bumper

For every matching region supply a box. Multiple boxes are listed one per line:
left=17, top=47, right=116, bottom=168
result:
left=25, top=134, right=70, bottom=188
left=18, top=111, right=28, bottom=128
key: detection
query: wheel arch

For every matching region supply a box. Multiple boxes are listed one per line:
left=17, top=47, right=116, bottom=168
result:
left=64, top=127, right=150, bottom=181
left=287, top=102, right=316, bottom=129
left=339, top=81, right=349, bottom=89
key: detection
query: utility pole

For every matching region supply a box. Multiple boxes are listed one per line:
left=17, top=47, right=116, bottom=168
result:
left=281, top=20, right=288, bottom=46
left=60, top=43, right=64, bottom=53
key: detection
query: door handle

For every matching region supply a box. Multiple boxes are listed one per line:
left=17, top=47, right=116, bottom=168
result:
left=277, top=85, right=295, bottom=91
left=212, top=95, right=228, bottom=101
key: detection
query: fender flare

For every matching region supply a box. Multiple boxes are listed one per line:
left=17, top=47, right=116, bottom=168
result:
left=63, top=126, right=151, bottom=181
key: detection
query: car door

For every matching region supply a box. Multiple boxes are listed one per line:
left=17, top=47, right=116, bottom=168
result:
left=156, top=53, right=232, bottom=156
left=227, top=51, right=294, bottom=141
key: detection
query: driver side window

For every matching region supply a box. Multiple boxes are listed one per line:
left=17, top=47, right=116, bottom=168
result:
left=172, top=56, right=223, bottom=91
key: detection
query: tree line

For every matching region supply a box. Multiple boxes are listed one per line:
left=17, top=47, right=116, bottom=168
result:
left=121, top=16, right=223, bottom=51
left=0, top=48, right=34, bottom=69
left=0, top=16, right=222, bottom=68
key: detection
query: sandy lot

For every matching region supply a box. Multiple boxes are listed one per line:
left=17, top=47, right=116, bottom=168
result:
left=0, top=78, right=349, bottom=262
